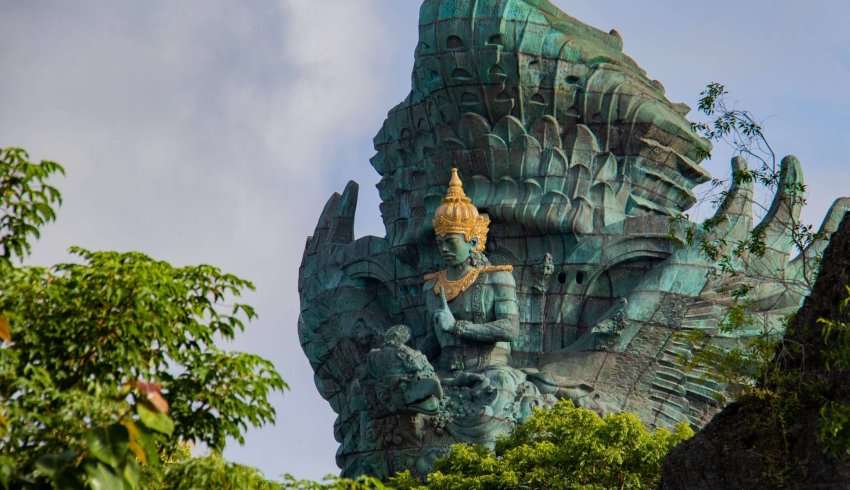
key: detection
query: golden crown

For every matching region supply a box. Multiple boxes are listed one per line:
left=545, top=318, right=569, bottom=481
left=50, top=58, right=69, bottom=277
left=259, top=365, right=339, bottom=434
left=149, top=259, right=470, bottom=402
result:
left=432, top=168, right=490, bottom=253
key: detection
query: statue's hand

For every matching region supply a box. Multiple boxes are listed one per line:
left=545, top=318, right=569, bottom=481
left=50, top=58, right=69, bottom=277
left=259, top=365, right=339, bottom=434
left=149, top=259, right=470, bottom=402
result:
left=433, top=288, right=455, bottom=333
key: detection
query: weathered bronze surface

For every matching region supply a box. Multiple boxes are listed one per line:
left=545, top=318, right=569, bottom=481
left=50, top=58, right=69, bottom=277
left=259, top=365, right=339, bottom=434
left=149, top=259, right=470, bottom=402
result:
left=297, top=0, right=850, bottom=477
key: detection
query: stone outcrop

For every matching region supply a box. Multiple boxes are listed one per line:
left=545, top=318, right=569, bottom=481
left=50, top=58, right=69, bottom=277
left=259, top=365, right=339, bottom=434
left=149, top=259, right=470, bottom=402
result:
left=662, top=214, right=850, bottom=489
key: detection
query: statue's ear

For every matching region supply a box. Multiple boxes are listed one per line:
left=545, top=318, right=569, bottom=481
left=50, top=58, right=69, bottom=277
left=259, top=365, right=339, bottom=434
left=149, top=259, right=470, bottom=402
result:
left=469, top=237, right=478, bottom=248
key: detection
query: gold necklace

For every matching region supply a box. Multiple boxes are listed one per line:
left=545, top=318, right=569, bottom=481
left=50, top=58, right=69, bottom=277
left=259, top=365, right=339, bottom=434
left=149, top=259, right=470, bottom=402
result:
left=429, top=267, right=482, bottom=302
left=423, top=264, right=514, bottom=302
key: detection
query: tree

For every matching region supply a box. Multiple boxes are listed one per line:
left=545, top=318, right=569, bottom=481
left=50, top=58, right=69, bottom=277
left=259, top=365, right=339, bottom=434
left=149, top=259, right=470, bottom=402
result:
left=0, top=147, right=63, bottom=267
left=149, top=452, right=283, bottom=490
left=690, top=82, right=820, bottom=285
left=387, top=400, right=692, bottom=490
left=0, top=147, right=286, bottom=489
left=669, top=82, right=837, bottom=402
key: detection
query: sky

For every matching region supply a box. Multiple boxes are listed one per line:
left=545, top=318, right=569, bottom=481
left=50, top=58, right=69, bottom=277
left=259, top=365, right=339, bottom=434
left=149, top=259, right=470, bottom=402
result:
left=2, top=0, right=849, bottom=481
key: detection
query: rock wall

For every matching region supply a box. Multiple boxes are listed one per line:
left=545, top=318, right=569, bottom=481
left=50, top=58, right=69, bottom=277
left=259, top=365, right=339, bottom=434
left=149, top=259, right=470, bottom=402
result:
left=662, top=214, right=850, bottom=489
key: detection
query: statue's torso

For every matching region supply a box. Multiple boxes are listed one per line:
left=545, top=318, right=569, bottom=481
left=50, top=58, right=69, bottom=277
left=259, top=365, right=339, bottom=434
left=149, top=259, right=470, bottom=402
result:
left=424, top=270, right=513, bottom=372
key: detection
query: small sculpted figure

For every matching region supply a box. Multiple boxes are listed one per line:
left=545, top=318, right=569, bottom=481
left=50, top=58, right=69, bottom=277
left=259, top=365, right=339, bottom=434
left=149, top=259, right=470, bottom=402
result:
left=355, top=324, right=445, bottom=476
left=363, top=324, right=443, bottom=417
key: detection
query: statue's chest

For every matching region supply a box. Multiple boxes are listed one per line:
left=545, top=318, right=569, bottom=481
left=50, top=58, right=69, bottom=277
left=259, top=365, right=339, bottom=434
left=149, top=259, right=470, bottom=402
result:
left=448, top=281, right=493, bottom=324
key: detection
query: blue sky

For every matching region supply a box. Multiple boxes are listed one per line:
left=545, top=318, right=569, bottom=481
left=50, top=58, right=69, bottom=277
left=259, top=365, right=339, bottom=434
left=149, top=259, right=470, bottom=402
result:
left=2, top=0, right=848, bottom=480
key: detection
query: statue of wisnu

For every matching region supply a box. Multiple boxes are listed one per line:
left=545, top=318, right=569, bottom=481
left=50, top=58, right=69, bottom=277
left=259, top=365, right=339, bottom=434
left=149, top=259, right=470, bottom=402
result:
left=420, top=168, right=554, bottom=445
left=351, top=171, right=553, bottom=475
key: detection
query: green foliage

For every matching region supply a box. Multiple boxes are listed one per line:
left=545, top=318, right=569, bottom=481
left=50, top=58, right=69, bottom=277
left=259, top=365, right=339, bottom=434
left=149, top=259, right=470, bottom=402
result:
left=147, top=453, right=283, bottom=490
left=264, top=401, right=693, bottom=490
left=819, top=401, right=850, bottom=457
left=1, top=332, right=178, bottom=489
left=0, top=247, right=286, bottom=455
left=690, top=83, right=820, bottom=281
left=0, top=249, right=287, bottom=486
left=818, top=285, right=850, bottom=372
left=816, top=285, right=850, bottom=456
left=0, top=147, right=286, bottom=489
left=670, top=84, right=823, bottom=400
left=0, top=147, right=64, bottom=266
left=388, top=400, right=693, bottom=490
left=280, top=474, right=389, bottom=490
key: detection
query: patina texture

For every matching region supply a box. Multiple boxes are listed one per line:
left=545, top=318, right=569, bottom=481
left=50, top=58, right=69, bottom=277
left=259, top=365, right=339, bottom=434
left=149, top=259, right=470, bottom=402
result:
left=297, top=0, right=850, bottom=477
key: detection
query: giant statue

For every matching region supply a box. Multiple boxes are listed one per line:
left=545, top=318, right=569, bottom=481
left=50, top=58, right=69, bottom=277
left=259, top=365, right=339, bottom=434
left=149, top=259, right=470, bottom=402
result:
left=297, top=0, right=850, bottom=478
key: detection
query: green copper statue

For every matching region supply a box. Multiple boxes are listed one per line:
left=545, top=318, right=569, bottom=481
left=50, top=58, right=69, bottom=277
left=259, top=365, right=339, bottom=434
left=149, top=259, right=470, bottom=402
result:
left=298, top=0, right=850, bottom=478
left=423, top=167, right=517, bottom=375
left=422, top=168, right=553, bottom=446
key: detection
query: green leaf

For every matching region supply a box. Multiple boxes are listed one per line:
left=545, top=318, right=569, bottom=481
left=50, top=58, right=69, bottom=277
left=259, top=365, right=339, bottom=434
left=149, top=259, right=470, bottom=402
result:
left=137, top=402, right=174, bottom=436
left=35, top=449, right=77, bottom=478
left=84, top=462, right=125, bottom=490
left=122, top=457, right=140, bottom=490
left=134, top=427, right=161, bottom=470
left=0, top=456, right=13, bottom=490
left=85, top=425, right=129, bottom=469
left=0, top=181, right=282, bottom=472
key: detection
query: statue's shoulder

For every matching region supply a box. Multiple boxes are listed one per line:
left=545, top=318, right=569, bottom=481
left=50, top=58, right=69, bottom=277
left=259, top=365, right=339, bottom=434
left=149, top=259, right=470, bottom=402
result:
left=481, top=264, right=513, bottom=274
left=422, top=271, right=440, bottom=283
left=422, top=271, right=440, bottom=291
left=480, top=264, right=516, bottom=286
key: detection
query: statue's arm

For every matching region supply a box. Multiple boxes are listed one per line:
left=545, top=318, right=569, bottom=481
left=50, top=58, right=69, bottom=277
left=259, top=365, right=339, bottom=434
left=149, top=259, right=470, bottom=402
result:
left=453, top=271, right=519, bottom=343
left=417, top=279, right=441, bottom=359
left=417, top=331, right=440, bottom=359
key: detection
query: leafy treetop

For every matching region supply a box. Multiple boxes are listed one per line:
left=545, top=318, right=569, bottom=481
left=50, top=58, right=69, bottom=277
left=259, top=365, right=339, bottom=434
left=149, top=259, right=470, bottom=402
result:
left=0, top=147, right=286, bottom=489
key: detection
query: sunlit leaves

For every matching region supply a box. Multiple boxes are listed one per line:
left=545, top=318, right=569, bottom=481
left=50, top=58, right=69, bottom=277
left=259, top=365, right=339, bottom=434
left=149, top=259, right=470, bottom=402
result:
left=0, top=247, right=286, bottom=456
left=388, top=400, right=693, bottom=490
left=137, top=403, right=174, bottom=437
left=0, top=248, right=285, bottom=486
left=155, top=453, right=284, bottom=490
left=279, top=473, right=390, bottom=490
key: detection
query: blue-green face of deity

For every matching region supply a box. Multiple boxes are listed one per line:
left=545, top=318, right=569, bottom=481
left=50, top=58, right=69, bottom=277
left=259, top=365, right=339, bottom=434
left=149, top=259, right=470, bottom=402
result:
left=437, top=233, right=477, bottom=268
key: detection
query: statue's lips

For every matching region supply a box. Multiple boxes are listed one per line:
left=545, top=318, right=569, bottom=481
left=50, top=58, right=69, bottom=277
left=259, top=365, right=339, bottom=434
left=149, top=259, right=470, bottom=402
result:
left=404, top=378, right=443, bottom=414
left=406, top=395, right=440, bottom=415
